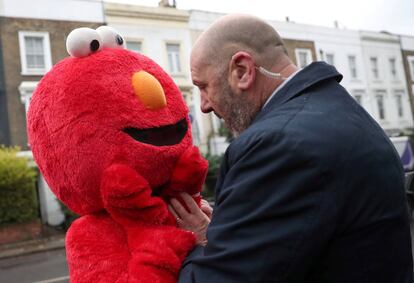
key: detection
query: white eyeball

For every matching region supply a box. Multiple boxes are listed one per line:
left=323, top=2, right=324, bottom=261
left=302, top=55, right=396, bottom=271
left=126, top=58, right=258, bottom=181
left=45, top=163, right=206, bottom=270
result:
left=96, top=26, right=125, bottom=49
left=66, top=28, right=102, bottom=58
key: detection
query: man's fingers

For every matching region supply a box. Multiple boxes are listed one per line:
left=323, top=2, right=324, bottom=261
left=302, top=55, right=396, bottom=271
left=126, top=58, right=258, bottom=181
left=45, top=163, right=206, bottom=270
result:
left=180, top=193, right=201, bottom=214
left=168, top=204, right=179, bottom=219
left=201, top=201, right=213, bottom=219
left=170, top=198, right=191, bottom=220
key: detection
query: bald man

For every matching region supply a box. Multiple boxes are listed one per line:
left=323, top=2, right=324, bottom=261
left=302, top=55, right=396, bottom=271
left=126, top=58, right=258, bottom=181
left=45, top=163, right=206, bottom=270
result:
left=169, top=14, right=413, bottom=282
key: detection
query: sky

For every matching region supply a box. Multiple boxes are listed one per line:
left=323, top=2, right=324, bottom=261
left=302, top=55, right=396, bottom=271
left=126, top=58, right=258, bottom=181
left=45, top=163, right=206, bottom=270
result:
left=105, top=0, right=414, bottom=36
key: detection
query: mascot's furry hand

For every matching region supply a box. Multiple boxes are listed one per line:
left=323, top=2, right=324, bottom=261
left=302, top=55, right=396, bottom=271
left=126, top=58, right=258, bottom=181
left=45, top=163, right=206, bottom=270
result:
left=27, top=26, right=208, bottom=283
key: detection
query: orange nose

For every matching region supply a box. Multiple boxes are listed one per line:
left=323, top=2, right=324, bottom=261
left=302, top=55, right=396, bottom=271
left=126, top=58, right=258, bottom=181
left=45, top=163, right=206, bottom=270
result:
left=132, top=71, right=167, bottom=110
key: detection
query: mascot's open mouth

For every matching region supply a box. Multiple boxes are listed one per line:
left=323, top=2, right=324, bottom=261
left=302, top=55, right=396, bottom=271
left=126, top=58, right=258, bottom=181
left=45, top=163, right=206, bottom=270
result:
left=123, top=118, right=187, bottom=146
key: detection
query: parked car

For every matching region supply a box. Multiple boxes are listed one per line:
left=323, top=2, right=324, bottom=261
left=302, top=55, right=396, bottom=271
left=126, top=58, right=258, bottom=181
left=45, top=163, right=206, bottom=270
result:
left=390, top=136, right=414, bottom=217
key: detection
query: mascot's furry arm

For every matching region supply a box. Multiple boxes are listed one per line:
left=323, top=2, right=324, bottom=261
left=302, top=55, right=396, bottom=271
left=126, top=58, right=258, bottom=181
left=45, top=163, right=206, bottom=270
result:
left=67, top=146, right=207, bottom=283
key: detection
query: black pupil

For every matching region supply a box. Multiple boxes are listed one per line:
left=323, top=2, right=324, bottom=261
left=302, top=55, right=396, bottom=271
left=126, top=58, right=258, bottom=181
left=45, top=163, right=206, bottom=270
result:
left=90, top=39, right=100, bottom=52
left=116, top=35, right=124, bottom=45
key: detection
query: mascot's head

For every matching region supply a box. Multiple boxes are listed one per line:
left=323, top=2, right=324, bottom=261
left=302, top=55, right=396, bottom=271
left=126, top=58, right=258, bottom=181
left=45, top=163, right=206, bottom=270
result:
left=27, top=26, right=193, bottom=215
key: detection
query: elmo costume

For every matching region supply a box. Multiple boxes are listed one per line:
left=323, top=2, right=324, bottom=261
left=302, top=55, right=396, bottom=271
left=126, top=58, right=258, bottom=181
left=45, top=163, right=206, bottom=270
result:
left=27, top=26, right=208, bottom=282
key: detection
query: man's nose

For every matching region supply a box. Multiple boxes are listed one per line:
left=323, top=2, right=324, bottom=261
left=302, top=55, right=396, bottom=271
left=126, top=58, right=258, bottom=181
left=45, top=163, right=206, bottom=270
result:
left=200, top=96, right=213, bottom=113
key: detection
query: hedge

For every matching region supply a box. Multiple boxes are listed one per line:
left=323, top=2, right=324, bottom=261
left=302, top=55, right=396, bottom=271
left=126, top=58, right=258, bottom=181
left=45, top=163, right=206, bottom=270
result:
left=202, top=154, right=223, bottom=201
left=0, top=146, right=38, bottom=224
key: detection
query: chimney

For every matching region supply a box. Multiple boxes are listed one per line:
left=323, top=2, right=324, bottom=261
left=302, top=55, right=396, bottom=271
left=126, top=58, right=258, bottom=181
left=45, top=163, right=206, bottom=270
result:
left=159, top=0, right=177, bottom=8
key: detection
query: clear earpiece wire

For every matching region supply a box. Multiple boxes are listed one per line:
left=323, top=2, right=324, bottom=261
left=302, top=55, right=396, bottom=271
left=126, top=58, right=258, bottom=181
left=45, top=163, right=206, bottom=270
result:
left=256, top=66, right=286, bottom=80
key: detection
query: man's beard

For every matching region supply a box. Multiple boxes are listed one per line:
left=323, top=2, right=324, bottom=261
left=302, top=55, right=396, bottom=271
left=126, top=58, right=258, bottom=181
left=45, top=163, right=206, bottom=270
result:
left=217, top=79, right=262, bottom=137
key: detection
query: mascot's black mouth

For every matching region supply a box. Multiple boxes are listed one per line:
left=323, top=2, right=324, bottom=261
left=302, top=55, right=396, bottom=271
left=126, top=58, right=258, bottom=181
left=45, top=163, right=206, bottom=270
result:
left=123, top=118, right=187, bottom=146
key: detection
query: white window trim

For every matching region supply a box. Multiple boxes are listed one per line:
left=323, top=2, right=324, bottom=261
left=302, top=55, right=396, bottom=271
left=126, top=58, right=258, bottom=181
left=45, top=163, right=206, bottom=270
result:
left=347, top=54, right=358, bottom=79
left=295, top=48, right=312, bottom=68
left=393, top=90, right=406, bottom=119
left=18, top=31, right=52, bottom=76
left=375, top=90, right=387, bottom=121
left=125, top=38, right=144, bottom=54
left=388, top=57, right=398, bottom=80
left=18, top=81, right=39, bottom=114
left=165, top=40, right=185, bottom=76
left=325, top=52, right=335, bottom=66
left=352, top=90, right=365, bottom=106
left=370, top=56, right=380, bottom=80
left=408, top=56, right=414, bottom=81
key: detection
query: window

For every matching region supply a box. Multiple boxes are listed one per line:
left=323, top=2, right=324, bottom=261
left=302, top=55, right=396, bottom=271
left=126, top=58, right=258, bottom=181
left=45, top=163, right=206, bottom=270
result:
left=348, top=55, right=357, bottom=78
left=18, top=81, right=38, bottom=115
left=295, top=48, right=312, bottom=68
left=126, top=41, right=142, bottom=53
left=409, top=57, right=414, bottom=80
left=389, top=58, right=397, bottom=79
left=326, top=53, right=335, bottom=66
left=18, top=31, right=52, bottom=75
left=352, top=90, right=364, bottom=106
left=370, top=57, right=379, bottom=79
left=166, top=43, right=182, bottom=74
left=189, top=104, right=200, bottom=146
left=395, top=94, right=403, bottom=118
left=354, top=95, right=362, bottom=105
left=395, top=91, right=404, bottom=118
left=375, top=92, right=386, bottom=120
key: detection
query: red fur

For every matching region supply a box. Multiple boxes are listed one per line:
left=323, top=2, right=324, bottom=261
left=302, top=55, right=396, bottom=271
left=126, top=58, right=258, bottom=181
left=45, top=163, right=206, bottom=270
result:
left=27, top=48, right=207, bottom=282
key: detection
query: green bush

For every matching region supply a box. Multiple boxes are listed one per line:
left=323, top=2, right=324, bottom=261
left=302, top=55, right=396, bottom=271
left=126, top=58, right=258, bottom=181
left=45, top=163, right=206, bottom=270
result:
left=217, top=124, right=234, bottom=142
left=0, top=146, right=38, bottom=224
left=58, top=200, right=79, bottom=231
left=203, top=154, right=223, bottom=201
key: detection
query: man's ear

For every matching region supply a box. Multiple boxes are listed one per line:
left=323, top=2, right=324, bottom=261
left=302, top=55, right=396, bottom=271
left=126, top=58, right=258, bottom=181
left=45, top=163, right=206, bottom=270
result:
left=229, top=51, right=256, bottom=91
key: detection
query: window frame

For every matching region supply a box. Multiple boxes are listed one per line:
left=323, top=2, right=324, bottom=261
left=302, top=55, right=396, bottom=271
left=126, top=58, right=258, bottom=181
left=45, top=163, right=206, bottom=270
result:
left=165, top=42, right=183, bottom=75
left=347, top=55, right=358, bottom=79
left=394, top=90, right=405, bottom=119
left=125, top=40, right=143, bottom=54
left=375, top=90, right=387, bottom=120
left=370, top=56, right=379, bottom=79
left=18, top=31, right=52, bottom=76
left=352, top=90, right=365, bottom=106
left=295, top=48, right=312, bottom=68
left=408, top=56, right=414, bottom=81
left=325, top=53, right=335, bottom=66
left=388, top=57, right=398, bottom=80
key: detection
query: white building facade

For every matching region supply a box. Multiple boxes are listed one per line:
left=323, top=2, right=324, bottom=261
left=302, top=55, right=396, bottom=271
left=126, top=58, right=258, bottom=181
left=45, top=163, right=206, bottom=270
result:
left=359, top=31, right=413, bottom=134
left=401, top=35, right=414, bottom=119
left=104, top=2, right=203, bottom=146
left=189, top=10, right=414, bottom=146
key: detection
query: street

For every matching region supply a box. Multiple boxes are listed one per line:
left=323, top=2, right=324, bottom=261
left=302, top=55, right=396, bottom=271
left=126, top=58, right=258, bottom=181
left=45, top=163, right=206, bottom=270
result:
left=1, top=222, right=414, bottom=282
left=0, top=249, right=68, bottom=283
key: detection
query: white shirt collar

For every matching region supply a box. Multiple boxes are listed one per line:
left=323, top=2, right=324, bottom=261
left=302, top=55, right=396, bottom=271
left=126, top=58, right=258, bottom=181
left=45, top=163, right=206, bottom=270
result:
left=262, top=68, right=302, bottom=110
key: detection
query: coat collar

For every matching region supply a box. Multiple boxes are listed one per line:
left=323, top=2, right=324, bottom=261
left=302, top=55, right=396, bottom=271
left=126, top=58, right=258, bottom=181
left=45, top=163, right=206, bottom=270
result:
left=253, top=61, right=343, bottom=122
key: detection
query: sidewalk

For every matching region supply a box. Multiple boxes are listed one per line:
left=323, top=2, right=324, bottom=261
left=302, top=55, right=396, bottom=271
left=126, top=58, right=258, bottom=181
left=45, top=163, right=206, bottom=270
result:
left=0, top=234, right=65, bottom=259
left=0, top=224, right=66, bottom=260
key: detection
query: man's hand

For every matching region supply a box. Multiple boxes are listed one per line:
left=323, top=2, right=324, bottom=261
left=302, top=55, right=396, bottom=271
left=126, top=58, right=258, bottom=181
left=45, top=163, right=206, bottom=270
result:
left=200, top=199, right=213, bottom=220
left=168, top=193, right=212, bottom=246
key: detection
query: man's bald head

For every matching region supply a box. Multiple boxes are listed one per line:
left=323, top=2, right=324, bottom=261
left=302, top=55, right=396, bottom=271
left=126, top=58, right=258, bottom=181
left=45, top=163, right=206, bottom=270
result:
left=191, top=14, right=297, bottom=136
left=192, top=14, right=288, bottom=72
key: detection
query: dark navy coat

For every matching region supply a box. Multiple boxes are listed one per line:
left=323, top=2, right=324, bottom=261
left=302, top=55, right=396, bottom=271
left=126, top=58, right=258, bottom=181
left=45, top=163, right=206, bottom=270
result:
left=179, top=62, right=413, bottom=283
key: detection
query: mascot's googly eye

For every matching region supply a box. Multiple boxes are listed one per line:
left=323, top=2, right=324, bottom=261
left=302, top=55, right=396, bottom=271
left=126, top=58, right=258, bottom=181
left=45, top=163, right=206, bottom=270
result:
left=66, top=28, right=102, bottom=58
left=96, top=26, right=126, bottom=49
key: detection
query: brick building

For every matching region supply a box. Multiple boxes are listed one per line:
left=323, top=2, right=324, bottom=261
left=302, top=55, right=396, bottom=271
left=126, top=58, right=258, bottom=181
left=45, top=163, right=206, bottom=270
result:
left=0, top=0, right=104, bottom=148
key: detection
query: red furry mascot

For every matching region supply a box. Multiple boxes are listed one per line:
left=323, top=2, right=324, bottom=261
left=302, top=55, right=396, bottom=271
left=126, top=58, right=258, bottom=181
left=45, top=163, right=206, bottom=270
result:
left=27, top=26, right=208, bottom=282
